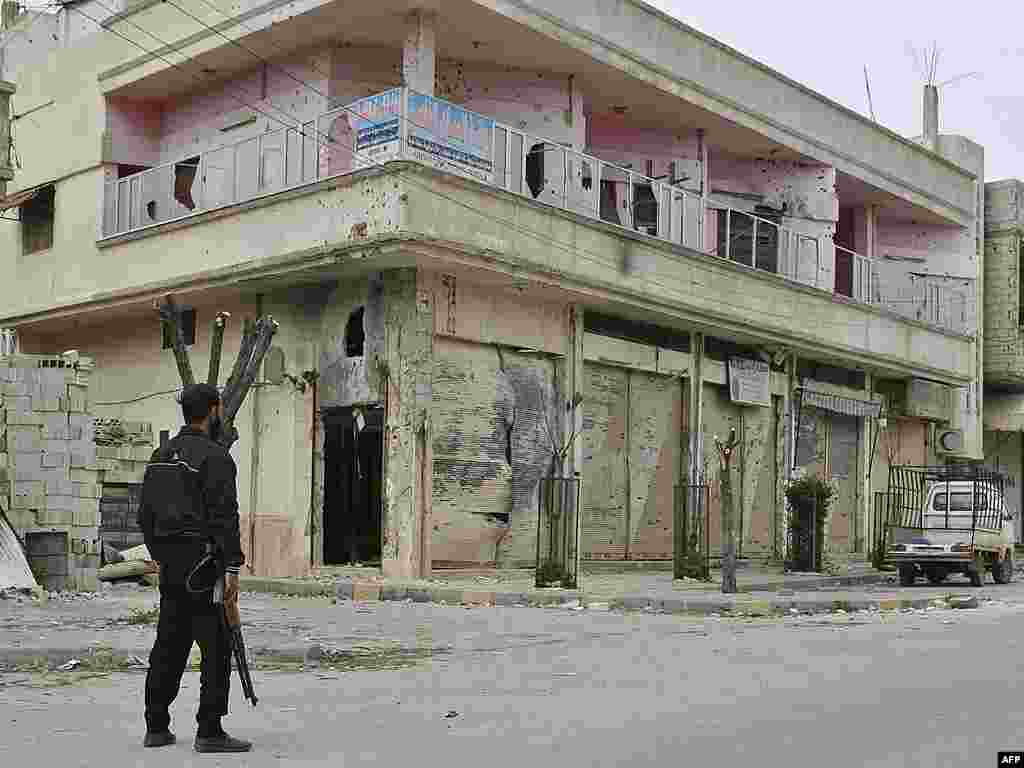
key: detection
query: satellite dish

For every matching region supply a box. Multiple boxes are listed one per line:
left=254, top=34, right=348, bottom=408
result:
left=264, top=346, right=286, bottom=385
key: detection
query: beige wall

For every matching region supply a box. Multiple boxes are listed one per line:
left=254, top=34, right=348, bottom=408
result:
left=18, top=288, right=320, bottom=578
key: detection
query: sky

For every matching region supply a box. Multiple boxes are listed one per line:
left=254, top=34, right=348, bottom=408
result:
left=647, top=0, right=1023, bottom=182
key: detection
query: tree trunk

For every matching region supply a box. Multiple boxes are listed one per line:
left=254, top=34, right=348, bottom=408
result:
left=720, top=463, right=738, bottom=594
left=207, top=311, right=230, bottom=386
left=157, top=296, right=278, bottom=452
left=157, top=295, right=195, bottom=387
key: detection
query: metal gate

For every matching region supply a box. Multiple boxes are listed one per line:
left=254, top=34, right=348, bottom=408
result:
left=875, top=464, right=1010, bottom=558
left=674, top=476, right=711, bottom=580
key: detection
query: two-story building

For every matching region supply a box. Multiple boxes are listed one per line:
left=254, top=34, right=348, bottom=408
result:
left=0, top=0, right=985, bottom=580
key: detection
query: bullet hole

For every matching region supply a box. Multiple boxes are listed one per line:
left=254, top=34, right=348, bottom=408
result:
left=345, top=307, right=365, bottom=358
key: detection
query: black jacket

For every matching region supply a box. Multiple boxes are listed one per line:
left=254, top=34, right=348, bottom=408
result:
left=138, top=426, right=244, bottom=580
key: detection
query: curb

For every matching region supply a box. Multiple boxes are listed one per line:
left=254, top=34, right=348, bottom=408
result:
left=239, top=577, right=334, bottom=598
left=335, top=580, right=977, bottom=617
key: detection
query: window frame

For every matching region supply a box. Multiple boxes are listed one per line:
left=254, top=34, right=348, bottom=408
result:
left=20, top=184, right=55, bottom=255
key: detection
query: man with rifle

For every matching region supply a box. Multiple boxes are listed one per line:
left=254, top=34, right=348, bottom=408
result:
left=138, top=383, right=253, bottom=753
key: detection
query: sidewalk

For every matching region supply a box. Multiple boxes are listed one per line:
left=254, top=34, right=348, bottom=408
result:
left=251, top=560, right=1009, bottom=617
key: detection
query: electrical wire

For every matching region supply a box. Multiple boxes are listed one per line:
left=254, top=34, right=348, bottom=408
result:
left=58, top=3, right=982, bottom=334
left=92, top=381, right=271, bottom=406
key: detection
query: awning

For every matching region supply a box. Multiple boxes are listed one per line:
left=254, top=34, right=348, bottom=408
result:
left=797, top=387, right=882, bottom=418
left=0, top=187, right=38, bottom=213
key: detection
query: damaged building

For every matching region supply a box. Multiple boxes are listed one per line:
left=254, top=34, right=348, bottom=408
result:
left=0, top=0, right=987, bottom=582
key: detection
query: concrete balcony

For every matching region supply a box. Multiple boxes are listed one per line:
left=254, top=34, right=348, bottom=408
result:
left=99, top=87, right=975, bottom=342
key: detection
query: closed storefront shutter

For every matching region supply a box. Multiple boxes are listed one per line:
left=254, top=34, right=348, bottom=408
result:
left=581, top=364, right=629, bottom=558
left=581, top=364, right=685, bottom=560
left=432, top=337, right=556, bottom=566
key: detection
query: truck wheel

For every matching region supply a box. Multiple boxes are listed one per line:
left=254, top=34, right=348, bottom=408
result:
left=898, top=565, right=915, bottom=587
left=994, top=553, right=1014, bottom=585
left=969, top=560, right=984, bottom=587
left=926, top=570, right=946, bottom=585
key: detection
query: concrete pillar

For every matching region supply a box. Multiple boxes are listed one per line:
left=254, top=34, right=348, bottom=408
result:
left=856, top=371, right=874, bottom=554
left=566, top=304, right=584, bottom=478
left=380, top=268, right=434, bottom=579
left=402, top=9, right=437, bottom=96
left=0, top=79, right=15, bottom=194
left=688, top=332, right=704, bottom=480
left=923, top=84, right=939, bottom=153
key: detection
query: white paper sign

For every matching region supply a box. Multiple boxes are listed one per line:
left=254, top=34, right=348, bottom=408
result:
left=728, top=357, right=770, bottom=408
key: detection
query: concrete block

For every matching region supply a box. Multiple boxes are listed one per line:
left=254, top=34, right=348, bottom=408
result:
left=42, top=438, right=69, bottom=454
left=72, top=481, right=102, bottom=499
left=4, top=507, right=35, bottom=530
left=41, top=451, right=69, bottom=470
left=131, top=445, right=153, bottom=461
left=65, top=385, right=88, bottom=413
left=73, top=498, right=99, bottom=527
left=335, top=581, right=354, bottom=600
left=41, top=414, right=70, bottom=439
left=40, top=369, right=66, bottom=397
left=6, top=409, right=42, bottom=426
left=36, top=469, right=70, bottom=490
left=351, top=583, right=381, bottom=602
left=70, top=449, right=98, bottom=469
left=379, top=584, right=408, bottom=601
left=4, top=393, right=30, bottom=412
left=8, top=427, right=42, bottom=453
left=70, top=468, right=100, bottom=483
left=38, top=504, right=74, bottom=526
left=1, top=381, right=28, bottom=397
left=45, top=494, right=74, bottom=512
left=45, top=477, right=74, bottom=496
left=12, top=481, right=44, bottom=510
left=103, top=469, right=145, bottom=484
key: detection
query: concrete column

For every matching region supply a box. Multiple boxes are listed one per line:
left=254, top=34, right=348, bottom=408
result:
left=566, top=304, right=584, bottom=478
left=0, top=79, right=15, bottom=194
left=380, top=268, right=434, bottom=579
left=688, top=332, right=704, bottom=480
left=402, top=9, right=438, bottom=96
left=922, top=84, right=939, bottom=153
left=856, top=371, right=874, bottom=554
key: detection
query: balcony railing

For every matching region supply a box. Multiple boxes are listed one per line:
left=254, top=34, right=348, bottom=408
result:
left=100, top=87, right=976, bottom=337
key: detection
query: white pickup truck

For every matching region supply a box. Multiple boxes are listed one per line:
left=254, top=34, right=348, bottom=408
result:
left=886, top=480, right=1015, bottom=587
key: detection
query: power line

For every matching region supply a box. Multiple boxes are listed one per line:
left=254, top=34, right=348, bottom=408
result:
left=60, top=3, right=981, bottom=334
left=68, top=0, right=338, bottom=156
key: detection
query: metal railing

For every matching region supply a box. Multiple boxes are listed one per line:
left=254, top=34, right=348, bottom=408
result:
left=100, top=86, right=975, bottom=336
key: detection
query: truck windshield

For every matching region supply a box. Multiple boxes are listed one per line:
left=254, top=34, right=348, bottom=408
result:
left=932, top=492, right=988, bottom=512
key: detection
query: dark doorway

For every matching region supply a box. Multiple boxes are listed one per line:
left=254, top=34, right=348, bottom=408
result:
left=323, top=406, right=384, bottom=565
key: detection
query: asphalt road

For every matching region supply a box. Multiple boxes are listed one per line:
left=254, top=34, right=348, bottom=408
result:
left=2, top=599, right=1023, bottom=767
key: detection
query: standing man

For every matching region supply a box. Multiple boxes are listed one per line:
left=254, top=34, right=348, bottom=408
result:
left=138, top=383, right=252, bottom=753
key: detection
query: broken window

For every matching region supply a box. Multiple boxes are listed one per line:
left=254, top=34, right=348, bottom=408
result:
left=174, top=157, right=200, bottom=211
left=633, top=182, right=658, bottom=235
left=345, top=307, right=365, bottom=357
left=525, top=142, right=545, bottom=199
left=20, top=184, right=54, bottom=254
left=162, top=307, right=196, bottom=350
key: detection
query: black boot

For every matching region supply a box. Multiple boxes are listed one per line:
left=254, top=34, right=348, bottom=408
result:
left=194, top=733, right=253, bottom=753
left=143, top=730, right=177, bottom=748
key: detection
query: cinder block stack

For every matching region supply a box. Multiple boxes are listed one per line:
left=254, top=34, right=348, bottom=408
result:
left=0, top=354, right=103, bottom=591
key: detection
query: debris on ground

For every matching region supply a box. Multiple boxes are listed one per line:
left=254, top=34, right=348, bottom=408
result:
left=58, top=659, right=81, bottom=672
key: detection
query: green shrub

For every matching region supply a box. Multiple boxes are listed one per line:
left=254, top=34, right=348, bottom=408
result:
left=785, top=475, right=835, bottom=572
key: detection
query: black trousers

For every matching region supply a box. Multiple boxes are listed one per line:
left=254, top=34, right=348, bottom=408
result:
left=144, top=583, right=231, bottom=734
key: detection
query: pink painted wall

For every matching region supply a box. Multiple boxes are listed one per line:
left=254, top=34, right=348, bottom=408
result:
left=106, top=98, right=162, bottom=167
left=158, top=48, right=331, bottom=164
left=437, top=60, right=586, bottom=149
left=587, top=113, right=701, bottom=193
